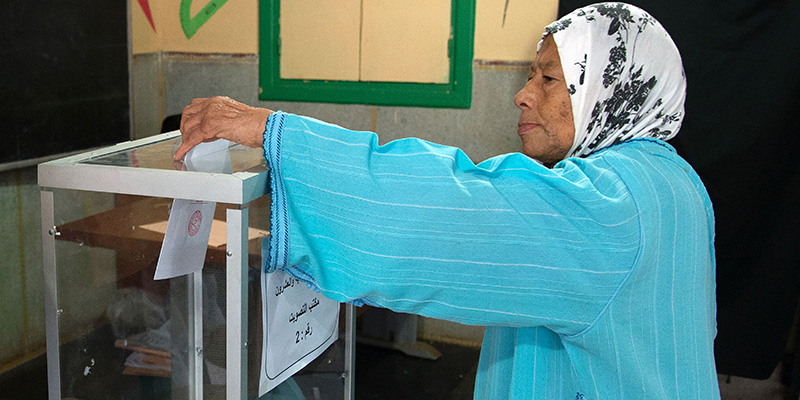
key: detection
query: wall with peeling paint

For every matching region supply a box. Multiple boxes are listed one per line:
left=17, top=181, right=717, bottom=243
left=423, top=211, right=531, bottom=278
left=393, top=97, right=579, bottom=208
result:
left=0, top=0, right=560, bottom=374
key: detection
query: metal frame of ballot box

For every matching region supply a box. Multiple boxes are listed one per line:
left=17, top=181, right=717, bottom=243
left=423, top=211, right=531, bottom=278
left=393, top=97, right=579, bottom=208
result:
left=38, top=131, right=356, bottom=400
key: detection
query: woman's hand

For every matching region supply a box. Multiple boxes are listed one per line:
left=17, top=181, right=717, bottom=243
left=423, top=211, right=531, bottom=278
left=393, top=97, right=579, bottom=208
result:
left=173, top=96, right=273, bottom=160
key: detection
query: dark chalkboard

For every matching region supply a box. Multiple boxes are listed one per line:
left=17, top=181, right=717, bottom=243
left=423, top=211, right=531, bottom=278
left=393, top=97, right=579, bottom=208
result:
left=1, top=0, right=129, bottom=166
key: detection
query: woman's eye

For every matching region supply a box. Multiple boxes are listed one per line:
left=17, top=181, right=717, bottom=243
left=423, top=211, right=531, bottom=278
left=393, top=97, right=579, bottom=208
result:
left=543, top=76, right=556, bottom=82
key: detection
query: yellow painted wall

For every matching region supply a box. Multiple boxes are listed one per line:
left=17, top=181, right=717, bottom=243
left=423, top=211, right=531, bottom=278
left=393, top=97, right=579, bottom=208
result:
left=132, top=0, right=258, bottom=54
left=475, top=0, right=559, bottom=61
left=131, top=0, right=558, bottom=62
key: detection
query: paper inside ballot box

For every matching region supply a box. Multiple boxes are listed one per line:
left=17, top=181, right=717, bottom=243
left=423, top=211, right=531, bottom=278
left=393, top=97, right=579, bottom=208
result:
left=115, top=326, right=172, bottom=377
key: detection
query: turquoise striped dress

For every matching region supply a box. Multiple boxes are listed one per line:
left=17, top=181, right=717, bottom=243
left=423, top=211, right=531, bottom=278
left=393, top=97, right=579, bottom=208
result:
left=262, top=111, right=720, bottom=399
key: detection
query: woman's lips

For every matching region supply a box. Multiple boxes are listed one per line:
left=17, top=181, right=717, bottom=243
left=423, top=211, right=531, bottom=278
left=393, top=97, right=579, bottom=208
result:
left=518, top=123, right=540, bottom=135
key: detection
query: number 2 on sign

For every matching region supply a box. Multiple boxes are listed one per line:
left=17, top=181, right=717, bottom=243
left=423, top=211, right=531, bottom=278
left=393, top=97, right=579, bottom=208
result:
left=295, top=322, right=313, bottom=344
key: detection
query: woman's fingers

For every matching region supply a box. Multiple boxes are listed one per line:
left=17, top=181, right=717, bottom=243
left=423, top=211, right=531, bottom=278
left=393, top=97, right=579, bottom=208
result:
left=174, top=96, right=271, bottom=160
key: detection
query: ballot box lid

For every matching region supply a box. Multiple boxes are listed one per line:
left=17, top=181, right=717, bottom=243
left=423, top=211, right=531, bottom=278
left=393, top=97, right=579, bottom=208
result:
left=37, top=131, right=269, bottom=204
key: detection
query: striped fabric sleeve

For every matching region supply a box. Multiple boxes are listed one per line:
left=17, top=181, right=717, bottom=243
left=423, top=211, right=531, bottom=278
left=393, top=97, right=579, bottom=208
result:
left=263, top=111, right=641, bottom=333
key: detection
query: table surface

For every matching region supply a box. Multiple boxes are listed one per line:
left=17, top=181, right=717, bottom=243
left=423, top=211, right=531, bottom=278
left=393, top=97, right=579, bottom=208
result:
left=56, top=196, right=269, bottom=273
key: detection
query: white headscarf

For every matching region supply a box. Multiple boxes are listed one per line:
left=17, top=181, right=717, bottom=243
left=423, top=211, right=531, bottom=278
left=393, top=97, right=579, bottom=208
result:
left=543, top=3, right=687, bottom=158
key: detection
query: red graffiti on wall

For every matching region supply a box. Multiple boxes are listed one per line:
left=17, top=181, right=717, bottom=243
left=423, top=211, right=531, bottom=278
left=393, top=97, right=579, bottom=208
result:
left=137, top=0, right=156, bottom=32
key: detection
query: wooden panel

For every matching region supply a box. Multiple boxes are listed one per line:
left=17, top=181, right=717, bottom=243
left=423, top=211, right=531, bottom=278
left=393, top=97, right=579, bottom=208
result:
left=360, top=0, right=451, bottom=83
left=280, top=0, right=361, bottom=81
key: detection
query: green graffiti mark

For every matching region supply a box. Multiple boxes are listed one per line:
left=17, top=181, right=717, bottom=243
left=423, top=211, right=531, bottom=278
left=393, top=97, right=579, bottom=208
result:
left=179, top=0, right=228, bottom=39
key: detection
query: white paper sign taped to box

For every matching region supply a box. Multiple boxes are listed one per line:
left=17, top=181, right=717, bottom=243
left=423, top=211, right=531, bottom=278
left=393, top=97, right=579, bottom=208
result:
left=259, top=269, right=339, bottom=395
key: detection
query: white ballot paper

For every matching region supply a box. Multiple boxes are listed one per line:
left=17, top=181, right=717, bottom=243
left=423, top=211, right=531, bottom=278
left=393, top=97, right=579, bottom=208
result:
left=259, top=269, right=339, bottom=395
left=153, top=139, right=232, bottom=280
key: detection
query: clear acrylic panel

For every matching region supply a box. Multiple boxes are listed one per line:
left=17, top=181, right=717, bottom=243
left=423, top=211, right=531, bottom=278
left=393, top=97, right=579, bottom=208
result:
left=47, top=187, right=349, bottom=399
left=41, top=132, right=350, bottom=400
left=78, top=135, right=267, bottom=176
left=51, top=189, right=201, bottom=399
left=265, top=303, right=349, bottom=400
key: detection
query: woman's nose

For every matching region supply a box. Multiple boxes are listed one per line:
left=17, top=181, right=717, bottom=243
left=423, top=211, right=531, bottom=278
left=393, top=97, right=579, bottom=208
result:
left=515, top=83, right=535, bottom=110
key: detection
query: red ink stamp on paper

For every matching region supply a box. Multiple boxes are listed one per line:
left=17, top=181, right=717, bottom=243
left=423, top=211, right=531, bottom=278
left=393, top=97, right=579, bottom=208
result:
left=188, top=210, right=202, bottom=236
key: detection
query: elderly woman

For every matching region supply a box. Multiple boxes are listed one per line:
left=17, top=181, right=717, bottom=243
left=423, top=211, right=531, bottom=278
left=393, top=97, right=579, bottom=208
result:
left=176, top=3, right=719, bottom=398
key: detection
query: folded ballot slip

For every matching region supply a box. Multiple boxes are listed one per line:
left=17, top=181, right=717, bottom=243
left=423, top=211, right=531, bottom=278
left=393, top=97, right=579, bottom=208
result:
left=153, top=139, right=232, bottom=280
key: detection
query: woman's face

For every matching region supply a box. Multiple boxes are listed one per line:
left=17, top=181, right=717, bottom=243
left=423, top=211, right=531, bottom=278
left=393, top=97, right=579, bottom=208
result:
left=514, top=34, right=575, bottom=164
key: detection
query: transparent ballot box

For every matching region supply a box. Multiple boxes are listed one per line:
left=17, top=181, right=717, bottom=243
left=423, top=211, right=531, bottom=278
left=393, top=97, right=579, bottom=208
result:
left=38, top=132, right=355, bottom=400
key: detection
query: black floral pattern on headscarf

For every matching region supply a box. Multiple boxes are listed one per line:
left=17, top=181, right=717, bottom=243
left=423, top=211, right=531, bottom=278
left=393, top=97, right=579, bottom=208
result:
left=540, top=2, right=687, bottom=158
